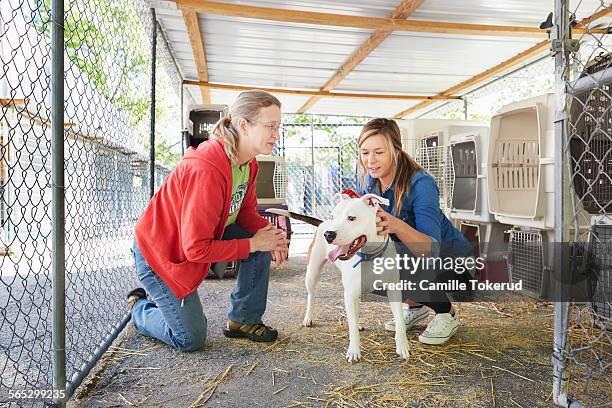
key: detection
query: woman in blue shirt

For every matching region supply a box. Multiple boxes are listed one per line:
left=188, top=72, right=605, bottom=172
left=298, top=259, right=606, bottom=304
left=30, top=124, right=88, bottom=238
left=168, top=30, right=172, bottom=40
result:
left=358, top=118, right=473, bottom=345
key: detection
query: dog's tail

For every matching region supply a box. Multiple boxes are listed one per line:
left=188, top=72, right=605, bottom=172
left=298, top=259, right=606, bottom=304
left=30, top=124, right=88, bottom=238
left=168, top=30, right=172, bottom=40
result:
left=266, top=208, right=323, bottom=227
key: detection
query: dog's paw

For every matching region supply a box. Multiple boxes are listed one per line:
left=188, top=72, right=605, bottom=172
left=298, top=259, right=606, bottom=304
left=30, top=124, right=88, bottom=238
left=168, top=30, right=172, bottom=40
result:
left=303, top=313, right=313, bottom=327
left=345, top=344, right=362, bottom=363
left=395, top=338, right=410, bottom=360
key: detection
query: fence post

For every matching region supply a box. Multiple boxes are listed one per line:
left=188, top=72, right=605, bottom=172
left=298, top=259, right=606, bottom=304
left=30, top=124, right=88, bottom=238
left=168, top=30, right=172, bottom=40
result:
left=51, top=0, right=66, bottom=405
left=552, top=0, right=572, bottom=406
left=180, top=83, right=184, bottom=156
left=149, top=10, right=157, bottom=198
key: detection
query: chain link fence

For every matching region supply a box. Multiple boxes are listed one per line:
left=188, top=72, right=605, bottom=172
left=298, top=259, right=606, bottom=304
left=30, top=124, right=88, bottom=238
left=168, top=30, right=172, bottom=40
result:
left=280, top=117, right=366, bottom=221
left=0, top=0, right=180, bottom=405
left=554, top=1, right=612, bottom=406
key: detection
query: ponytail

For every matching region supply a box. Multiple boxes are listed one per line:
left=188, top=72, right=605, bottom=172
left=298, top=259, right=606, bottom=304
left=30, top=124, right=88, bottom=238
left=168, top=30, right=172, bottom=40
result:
left=211, top=90, right=281, bottom=166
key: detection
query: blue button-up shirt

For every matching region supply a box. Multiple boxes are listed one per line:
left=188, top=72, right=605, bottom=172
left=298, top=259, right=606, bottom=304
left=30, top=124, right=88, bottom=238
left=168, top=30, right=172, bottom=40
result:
left=360, top=171, right=471, bottom=258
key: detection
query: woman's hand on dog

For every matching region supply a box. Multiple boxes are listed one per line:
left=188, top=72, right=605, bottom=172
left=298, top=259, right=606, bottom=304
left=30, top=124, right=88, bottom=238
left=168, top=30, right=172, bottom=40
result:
left=376, top=208, right=402, bottom=236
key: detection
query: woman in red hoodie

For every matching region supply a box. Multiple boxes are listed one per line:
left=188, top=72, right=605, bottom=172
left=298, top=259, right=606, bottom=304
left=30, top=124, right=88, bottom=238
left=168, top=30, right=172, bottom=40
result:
left=128, top=90, right=289, bottom=351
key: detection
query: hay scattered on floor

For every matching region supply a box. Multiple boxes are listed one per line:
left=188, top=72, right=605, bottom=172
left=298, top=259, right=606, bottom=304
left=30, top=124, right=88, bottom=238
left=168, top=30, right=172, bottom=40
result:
left=189, top=364, right=234, bottom=407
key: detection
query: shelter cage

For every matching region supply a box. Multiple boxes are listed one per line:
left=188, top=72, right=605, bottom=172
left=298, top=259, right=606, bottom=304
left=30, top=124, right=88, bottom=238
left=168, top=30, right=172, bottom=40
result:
left=568, top=52, right=612, bottom=321
left=587, top=216, right=612, bottom=320
left=569, top=52, right=612, bottom=215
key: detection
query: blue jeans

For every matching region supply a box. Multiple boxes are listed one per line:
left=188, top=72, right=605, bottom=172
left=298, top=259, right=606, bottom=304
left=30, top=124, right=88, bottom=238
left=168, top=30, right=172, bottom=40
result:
left=131, top=223, right=272, bottom=352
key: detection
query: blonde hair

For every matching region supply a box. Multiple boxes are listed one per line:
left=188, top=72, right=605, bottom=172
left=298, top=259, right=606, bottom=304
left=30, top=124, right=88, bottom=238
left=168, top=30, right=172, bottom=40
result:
left=357, top=118, right=424, bottom=215
left=212, top=90, right=281, bottom=166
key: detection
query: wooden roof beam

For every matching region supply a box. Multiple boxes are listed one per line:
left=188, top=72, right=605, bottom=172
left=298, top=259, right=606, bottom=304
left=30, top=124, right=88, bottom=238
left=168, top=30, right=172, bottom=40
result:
left=183, top=80, right=461, bottom=101
left=174, top=0, right=580, bottom=38
left=182, top=8, right=210, bottom=103
left=393, top=7, right=611, bottom=118
left=298, top=0, right=425, bottom=114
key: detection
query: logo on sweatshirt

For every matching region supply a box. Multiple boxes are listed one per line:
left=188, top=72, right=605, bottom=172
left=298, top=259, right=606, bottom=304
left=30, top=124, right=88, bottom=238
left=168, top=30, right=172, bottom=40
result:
left=229, top=182, right=248, bottom=214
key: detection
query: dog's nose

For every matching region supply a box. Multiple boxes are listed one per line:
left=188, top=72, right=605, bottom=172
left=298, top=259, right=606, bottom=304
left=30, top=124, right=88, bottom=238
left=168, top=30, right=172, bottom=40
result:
left=324, top=231, right=337, bottom=244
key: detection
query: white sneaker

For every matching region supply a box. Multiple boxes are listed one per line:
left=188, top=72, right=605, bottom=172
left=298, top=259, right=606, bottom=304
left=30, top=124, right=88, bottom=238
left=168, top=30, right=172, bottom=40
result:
left=384, top=306, right=430, bottom=332
left=418, top=313, right=459, bottom=345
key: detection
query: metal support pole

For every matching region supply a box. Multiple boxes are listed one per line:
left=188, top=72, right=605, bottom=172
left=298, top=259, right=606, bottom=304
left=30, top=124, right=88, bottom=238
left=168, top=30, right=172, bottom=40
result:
left=51, top=0, right=66, bottom=405
left=463, top=97, right=468, bottom=120
left=180, top=83, right=184, bottom=157
left=65, top=313, right=131, bottom=397
left=552, top=0, right=578, bottom=407
left=310, top=116, right=315, bottom=216
left=149, top=10, right=157, bottom=198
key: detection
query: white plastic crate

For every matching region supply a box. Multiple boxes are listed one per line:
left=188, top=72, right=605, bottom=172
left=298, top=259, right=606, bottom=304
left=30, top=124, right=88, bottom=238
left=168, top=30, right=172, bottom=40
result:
left=488, top=94, right=559, bottom=229
left=448, top=129, right=494, bottom=223
left=255, top=155, right=287, bottom=205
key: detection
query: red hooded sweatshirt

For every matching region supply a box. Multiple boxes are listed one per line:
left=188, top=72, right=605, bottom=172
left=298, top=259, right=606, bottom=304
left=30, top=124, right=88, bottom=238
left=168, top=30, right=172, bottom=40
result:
left=134, top=139, right=269, bottom=299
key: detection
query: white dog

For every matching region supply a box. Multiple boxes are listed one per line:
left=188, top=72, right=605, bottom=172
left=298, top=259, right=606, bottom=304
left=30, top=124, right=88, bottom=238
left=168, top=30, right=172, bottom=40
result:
left=269, top=193, right=410, bottom=362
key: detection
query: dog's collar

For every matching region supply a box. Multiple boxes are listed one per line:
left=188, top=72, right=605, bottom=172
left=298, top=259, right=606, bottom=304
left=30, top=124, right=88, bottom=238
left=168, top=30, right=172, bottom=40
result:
left=352, top=238, right=390, bottom=268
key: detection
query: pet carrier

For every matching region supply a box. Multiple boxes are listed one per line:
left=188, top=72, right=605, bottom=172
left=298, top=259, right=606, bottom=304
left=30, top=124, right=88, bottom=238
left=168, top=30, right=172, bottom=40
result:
left=255, top=155, right=288, bottom=206
left=447, top=129, right=493, bottom=222
left=255, top=155, right=292, bottom=244
left=183, top=104, right=227, bottom=149
left=488, top=94, right=559, bottom=229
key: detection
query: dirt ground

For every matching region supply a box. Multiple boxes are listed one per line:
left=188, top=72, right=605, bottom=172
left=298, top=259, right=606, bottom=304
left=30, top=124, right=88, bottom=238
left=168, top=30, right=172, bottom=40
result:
left=68, top=249, right=609, bottom=408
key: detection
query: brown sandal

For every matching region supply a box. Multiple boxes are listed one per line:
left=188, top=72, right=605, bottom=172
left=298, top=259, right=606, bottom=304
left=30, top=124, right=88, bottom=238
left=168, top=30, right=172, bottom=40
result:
left=127, top=287, right=147, bottom=310
left=223, top=320, right=278, bottom=342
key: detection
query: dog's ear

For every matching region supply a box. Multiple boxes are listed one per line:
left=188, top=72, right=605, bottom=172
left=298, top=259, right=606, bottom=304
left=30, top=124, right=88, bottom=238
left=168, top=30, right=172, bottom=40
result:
left=360, top=194, right=390, bottom=208
left=333, top=192, right=352, bottom=204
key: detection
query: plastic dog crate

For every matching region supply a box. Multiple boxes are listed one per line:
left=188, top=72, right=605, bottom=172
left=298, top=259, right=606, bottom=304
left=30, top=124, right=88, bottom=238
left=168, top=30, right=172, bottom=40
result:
left=413, top=124, right=491, bottom=215
left=569, top=52, right=612, bottom=214
left=182, top=104, right=227, bottom=149
left=488, top=94, right=558, bottom=230
left=448, top=129, right=494, bottom=223
left=255, top=155, right=288, bottom=206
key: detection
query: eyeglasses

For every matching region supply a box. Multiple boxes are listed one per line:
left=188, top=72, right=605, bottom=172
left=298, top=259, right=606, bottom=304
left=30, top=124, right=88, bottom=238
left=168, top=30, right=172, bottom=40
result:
left=247, top=120, right=281, bottom=133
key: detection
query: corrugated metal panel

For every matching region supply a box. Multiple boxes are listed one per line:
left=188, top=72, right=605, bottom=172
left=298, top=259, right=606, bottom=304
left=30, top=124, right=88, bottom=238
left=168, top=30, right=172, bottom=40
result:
left=154, top=0, right=609, bottom=113
left=308, top=97, right=421, bottom=117
left=205, top=87, right=312, bottom=113
left=411, top=0, right=606, bottom=26
left=339, top=33, right=542, bottom=94
left=201, top=14, right=374, bottom=89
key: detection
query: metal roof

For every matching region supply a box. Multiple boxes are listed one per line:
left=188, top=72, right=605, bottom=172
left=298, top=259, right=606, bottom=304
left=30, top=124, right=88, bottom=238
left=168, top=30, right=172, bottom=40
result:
left=152, top=0, right=610, bottom=117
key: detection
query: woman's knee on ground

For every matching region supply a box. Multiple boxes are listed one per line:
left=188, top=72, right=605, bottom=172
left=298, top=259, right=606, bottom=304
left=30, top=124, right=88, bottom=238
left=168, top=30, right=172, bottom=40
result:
left=173, top=322, right=208, bottom=352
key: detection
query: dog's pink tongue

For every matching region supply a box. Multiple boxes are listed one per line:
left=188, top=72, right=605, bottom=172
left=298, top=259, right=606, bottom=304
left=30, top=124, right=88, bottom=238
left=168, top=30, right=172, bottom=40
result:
left=327, top=245, right=349, bottom=262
